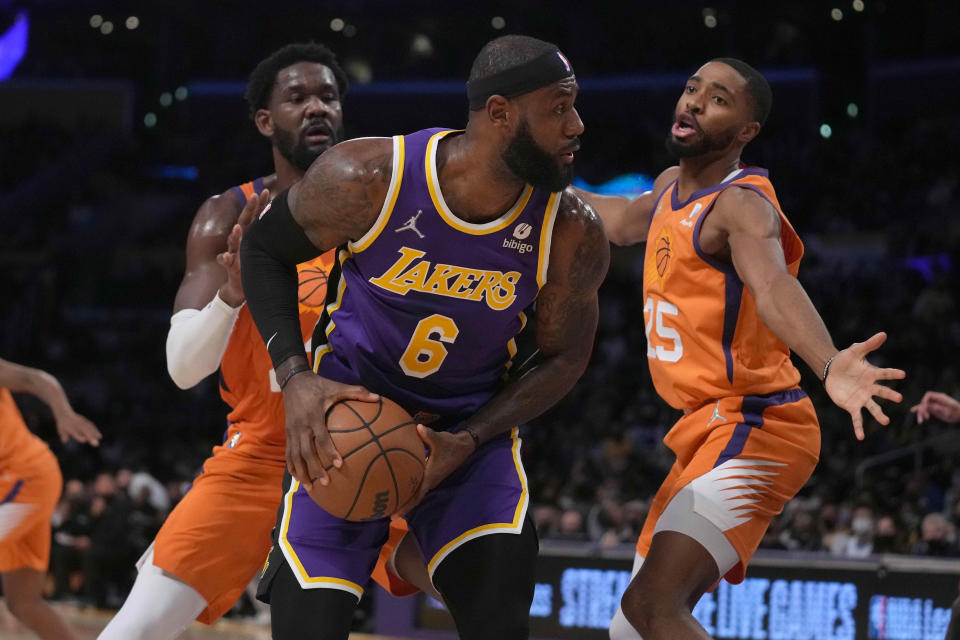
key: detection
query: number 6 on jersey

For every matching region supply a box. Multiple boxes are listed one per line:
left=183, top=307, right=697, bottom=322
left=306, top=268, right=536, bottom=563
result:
left=400, top=314, right=460, bottom=379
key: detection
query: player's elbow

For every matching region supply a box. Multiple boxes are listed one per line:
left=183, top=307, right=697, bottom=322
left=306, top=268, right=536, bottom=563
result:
left=166, top=348, right=200, bottom=390
left=559, top=342, right=595, bottom=388
left=612, top=229, right=645, bottom=247
left=597, top=212, right=631, bottom=247
left=605, top=226, right=631, bottom=247
left=751, top=272, right=794, bottom=321
left=167, top=368, right=197, bottom=391
left=165, top=321, right=205, bottom=390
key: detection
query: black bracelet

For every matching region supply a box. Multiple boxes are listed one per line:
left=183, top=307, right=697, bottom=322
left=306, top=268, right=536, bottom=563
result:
left=821, top=355, right=836, bottom=383
left=463, top=425, right=481, bottom=451
left=278, top=363, right=311, bottom=390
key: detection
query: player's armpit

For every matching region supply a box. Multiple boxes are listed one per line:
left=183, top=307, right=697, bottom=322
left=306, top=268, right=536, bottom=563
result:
left=289, top=137, right=396, bottom=251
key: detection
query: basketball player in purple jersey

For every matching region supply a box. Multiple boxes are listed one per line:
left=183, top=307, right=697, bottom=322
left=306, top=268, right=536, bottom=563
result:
left=241, top=35, right=608, bottom=639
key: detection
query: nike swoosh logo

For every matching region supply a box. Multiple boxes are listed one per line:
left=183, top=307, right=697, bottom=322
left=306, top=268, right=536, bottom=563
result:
left=266, top=332, right=278, bottom=351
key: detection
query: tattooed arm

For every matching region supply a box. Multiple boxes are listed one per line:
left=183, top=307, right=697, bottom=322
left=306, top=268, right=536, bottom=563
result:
left=239, top=138, right=393, bottom=487
left=403, top=189, right=610, bottom=507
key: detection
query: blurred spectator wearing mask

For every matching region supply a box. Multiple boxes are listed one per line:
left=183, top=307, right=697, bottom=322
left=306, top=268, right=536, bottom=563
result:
left=912, top=513, right=958, bottom=557
left=872, top=515, right=903, bottom=554
left=838, top=507, right=875, bottom=558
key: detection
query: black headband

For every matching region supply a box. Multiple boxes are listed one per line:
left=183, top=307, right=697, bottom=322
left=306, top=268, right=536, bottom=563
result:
left=467, top=49, right=575, bottom=110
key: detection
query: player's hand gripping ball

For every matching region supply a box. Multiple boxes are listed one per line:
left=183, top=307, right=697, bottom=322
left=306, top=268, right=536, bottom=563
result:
left=306, top=396, right=426, bottom=521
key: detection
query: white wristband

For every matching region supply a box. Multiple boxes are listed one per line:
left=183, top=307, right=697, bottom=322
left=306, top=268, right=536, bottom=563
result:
left=165, top=292, right=242, bottom=390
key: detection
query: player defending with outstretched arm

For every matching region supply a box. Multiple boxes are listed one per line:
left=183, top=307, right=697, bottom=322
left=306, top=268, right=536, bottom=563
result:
left=241, top=35, right=608, bottom=640
left=580, top=59, right=905, bottom=640
left=0, top=358, right=100, bottom=640
left=98, top=42, right=360, bottom=640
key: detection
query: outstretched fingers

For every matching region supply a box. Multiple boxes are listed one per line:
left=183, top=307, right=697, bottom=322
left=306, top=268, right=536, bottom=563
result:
left=238, top=189, right=270, bottom=229
left=851, top=411, right=865, bottom=441
left=874, top=366, right=906, bottom=381
left=872, top=384, right=903, bottom=403
left=850, top=331, right=888, bottom=357
left=864, top=399, right=890, bottom=426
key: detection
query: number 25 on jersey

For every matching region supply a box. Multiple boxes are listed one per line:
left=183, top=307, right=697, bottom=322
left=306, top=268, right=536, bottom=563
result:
left=644, top=297, right=683, bottom=363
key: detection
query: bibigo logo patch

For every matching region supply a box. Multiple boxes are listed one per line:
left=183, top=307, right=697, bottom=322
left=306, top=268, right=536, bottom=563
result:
left=513, top=222, right=532, bottom=240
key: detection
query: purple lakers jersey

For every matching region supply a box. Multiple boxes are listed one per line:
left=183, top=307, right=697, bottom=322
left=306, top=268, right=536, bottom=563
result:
left=312, top=128, right=561, bottom=424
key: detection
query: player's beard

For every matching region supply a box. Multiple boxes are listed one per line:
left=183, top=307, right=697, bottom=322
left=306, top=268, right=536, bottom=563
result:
left=503, top=119, right=573, bottom=192
left=665, top=122, right=738, bottom=159
left=273, top=124, right=341, bottom=173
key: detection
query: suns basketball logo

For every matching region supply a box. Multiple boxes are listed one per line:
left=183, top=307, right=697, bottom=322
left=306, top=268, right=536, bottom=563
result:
left=644, top=230, right=672, bottom=287
left=655, top=233, right=672, bottom=279
left=298, top=265, right=329, bottom=310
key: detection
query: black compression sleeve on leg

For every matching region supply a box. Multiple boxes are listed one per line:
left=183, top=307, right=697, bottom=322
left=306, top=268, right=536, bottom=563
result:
left=433, top=513, right=539, bottom=640
left=240, top=188, right=321, bottom=367
left=267, top=560, right=356, bottom=640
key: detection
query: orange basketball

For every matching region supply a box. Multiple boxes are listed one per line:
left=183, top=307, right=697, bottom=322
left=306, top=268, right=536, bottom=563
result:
left=297, top=265, right=329, bottom=308
left=306, top=397, right=426, bottom=521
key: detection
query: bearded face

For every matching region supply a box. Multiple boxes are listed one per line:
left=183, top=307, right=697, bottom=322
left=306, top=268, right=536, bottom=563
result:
left=502, top=118, right=573, bottom=192
left=272, top=120, right=343, bottom=172
left=665, top=116, right=739, bottom=159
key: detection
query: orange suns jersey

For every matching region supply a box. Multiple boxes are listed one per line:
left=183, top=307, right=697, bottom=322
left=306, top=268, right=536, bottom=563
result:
left=0, top=389, right=51, bottom=475
left=217, top=181, right=335, bottom=460
left=642, top=168, right=804, bottom=411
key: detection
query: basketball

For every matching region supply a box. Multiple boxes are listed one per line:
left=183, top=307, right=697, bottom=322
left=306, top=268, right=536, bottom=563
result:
left=305, top=396, right=426, bottom=521
left=297, top=265, right=329, bottom=307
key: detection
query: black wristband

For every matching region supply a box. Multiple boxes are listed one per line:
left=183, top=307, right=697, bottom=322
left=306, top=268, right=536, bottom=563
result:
left=463, top=425, right=481, bottom=451
left=278, top=363, right=311, bottom=390
left=240, top=188, right=321, bottom=368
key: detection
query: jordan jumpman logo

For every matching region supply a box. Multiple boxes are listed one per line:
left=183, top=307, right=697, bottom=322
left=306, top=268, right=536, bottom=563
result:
left=396, top=210, right=425, bottom=239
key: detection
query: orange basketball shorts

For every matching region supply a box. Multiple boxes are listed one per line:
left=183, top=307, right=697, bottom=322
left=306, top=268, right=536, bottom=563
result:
left=151, top=442, right=287, bottom=624
left=0, top=449, right=62, bottom=572
left=370, top=518, right=419, bottom=597
left=637, top=388, right=820, bottom=584
left=152, top=437, right=417, bottom=624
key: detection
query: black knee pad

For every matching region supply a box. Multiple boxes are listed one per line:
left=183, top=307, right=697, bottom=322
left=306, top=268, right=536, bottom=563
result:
left=433, top=513, right=539, bottom=640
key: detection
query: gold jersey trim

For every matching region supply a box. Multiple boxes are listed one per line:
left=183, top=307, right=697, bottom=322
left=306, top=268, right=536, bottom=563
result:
left=277, top=479, right=364, bottom=598
left=536, top=192, right=561, bottom=288
left=348, top=136, right=405, bottom=253
left=425, top=427, right=528, bottom=578
left=425, top=130, right=533, bottom=235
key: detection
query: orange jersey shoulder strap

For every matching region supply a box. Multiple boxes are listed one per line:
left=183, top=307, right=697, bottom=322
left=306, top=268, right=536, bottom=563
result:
left=231, top=177, right=266, bottom=205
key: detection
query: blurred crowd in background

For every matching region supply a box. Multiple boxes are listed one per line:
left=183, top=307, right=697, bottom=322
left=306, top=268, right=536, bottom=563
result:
left=1, top=0, right=959, bottom=614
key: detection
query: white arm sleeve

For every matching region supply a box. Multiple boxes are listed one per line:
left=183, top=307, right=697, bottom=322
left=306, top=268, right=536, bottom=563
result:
left=165, top=292, right=242, bottom=390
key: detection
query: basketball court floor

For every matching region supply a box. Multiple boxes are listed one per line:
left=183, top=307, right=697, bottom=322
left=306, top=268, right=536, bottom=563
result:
left=0, top=602, right=409, bottom=640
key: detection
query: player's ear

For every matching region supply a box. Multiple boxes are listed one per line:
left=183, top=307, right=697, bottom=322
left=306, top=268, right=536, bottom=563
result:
left=738, top=121, right=761, bottom=145
left=486, top=95, right=511, bottom=130
left=254, top=108, right=274, bottom=137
